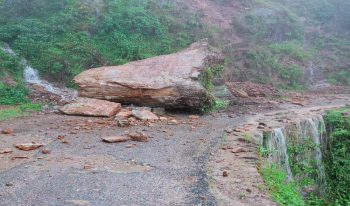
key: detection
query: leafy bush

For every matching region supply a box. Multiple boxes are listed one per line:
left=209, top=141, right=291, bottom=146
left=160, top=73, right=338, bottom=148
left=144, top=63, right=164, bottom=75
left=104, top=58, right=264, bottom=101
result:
left=0, top=82, right=29, bottom=104
left=0, top=48, right=24, bottom=81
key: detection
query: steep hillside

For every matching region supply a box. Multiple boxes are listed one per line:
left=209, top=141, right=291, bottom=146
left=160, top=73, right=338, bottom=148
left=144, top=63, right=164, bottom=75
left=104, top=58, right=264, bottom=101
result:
left=179, top=0, right=350, bottom=90
left=0, top=0, right=208, bottom=88
left=1, top=0, right=350, bottom=103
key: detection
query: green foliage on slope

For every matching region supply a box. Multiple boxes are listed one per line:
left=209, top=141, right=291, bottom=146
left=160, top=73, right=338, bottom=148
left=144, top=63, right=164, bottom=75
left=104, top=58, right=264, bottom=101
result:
left=0, top=49, right=29, bottom=104
left=324, top=108, right=350, bottom=205
left=0, top=0, right=205, bottom=87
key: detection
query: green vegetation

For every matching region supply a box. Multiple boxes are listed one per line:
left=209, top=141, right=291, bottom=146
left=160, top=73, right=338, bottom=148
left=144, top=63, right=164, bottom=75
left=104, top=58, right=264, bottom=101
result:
left=199, top=64, right=228, bottom=113
left=0, top=102, right=43, bottom=121
left=287, top=136, right=319, bottom=188
left=260, top=164, right=306, bottom=206
left=0, top=49, right=30, bottom=104
left=245, top=47, right=306, bottom=90
left=323, top=108, right=350, bottom=205
left=259, top=108, right=350, bottom=205
left=0, top=0, right=206, bottom=87
left=213, top=0, right=350, bottom=89
left=0, top=82, right=29, bottom=104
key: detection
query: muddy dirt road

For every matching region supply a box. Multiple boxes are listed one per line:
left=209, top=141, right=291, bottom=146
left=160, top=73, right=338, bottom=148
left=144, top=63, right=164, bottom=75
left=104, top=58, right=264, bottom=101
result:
left=0, top=94, right=349, bottom=206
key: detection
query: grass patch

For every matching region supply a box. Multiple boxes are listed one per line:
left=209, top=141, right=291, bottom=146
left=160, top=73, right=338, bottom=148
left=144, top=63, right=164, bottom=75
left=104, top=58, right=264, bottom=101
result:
left=0, top=102, right=43, bottom=121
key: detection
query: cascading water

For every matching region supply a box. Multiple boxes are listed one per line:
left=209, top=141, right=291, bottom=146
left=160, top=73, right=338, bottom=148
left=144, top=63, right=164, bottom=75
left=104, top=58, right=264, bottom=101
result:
left=262, top=128, right=294, bottom=182
left=261, top=115, right=327, bottom=188
left=297, top=115, right=327, bottom=187
left=1, top=44, right=77, bottom=101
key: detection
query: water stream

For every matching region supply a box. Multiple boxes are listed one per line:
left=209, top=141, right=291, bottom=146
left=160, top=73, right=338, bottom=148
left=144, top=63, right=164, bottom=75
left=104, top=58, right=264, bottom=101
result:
left=1, top=44, right=77, bottom=101
left=261, top=115, right=327, bottom=188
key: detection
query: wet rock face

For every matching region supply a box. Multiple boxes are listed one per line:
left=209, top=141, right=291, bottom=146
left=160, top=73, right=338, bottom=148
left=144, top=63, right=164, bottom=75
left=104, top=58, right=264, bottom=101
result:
left=74, top=39, right=225, bottom=109
left=59, top=98, right=121, bottom=117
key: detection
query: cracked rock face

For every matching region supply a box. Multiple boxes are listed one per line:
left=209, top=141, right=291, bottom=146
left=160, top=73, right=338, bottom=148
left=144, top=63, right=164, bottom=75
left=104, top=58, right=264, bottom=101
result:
left=74, top=39, right=224, bottom=109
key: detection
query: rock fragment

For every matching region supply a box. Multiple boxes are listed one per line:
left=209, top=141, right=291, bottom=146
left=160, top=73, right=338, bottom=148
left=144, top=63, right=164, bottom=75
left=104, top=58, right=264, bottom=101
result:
left=132, top=110, right=158, bottom=121
left=0, top=148, right=13, bottom=154
left=60, top=98, right=121, bottom=117
left=189, top=115, right=200, bottom=119
left=101, top=136, right=128, bottom=143
left=231, top=147, right=246, bottom=153
left=15, top=143, right=43, bottom=151
left=128, top=131, right=148, bottom=142
left=42, top=148, right=51, bottom=154
left=1, top=128, right=13, bottom=134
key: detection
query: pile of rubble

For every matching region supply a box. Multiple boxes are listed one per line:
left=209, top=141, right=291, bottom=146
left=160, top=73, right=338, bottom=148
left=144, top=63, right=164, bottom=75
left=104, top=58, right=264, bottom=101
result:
left=226, top=82, right=287, bottom=98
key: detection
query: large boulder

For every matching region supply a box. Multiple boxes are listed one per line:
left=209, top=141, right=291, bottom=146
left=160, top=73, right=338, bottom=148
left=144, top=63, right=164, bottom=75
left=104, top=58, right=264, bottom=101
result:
left=60, top=98, right=121, bottom=117
left=74, top=39, right=224, bottom=109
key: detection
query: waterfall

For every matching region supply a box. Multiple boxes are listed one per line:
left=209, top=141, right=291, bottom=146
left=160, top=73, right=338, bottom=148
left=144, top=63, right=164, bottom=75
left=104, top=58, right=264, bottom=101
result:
left=262, top=128, right=294, bottom=182
left=309, top=62, right=314, bottom=84
left=297, top=115, right=327, bottom=187
left=261, top=115, right=327, bottom=187
left=1, top=44, right=77, bottom=101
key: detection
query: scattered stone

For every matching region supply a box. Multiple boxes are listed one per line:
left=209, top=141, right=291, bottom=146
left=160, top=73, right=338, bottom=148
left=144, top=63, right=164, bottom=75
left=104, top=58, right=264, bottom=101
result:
left=257, top=125, right=265, bottom=129
left=233, top=129, right=245, bottom=132
left=66, top=200, right=90, bottom=205
left=225, top=129, right=233, bottom=134
left=115, top=109, right=133, bottom=120
left=101, top=136, right=128, bottom=143
left=246, top=189, right=252, bottom=193
left=11, top=156, right=29, bottom=160
left=60, top=98, right=121, bottom=117
left=70, top=131, right=78, bottom=134
left=231, top=147, right=246, bottom=153
left=189, top=115, right=200, bottom=119
left=168, top=120, right=179, bottom=125
left=0, top=148, right=13, bottom=154
left=198, top=195, right=207, bottom=199
left=117, top=120, right=131, bottom=127
left=128, top=131, right=148, bottom=142
left=125, top=145, right=134, bottom=148
left=84, top=166, right=92, bottom=170
left=62, top=140, right=70, bottom=144
left=132, top=110, right=158, bottom=121
left=6, top=183, right=13, bottom=187
left=223, top=171, right=229, bottom=177
left=159, top=117, right=168, bottom=122
left=57, top=135, right=66, bottom=140
left=42, top=149, right=51, bottom=154
left=14, top=143, right=43, bottom=151
left=1, top=128, right=13, bottom=134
